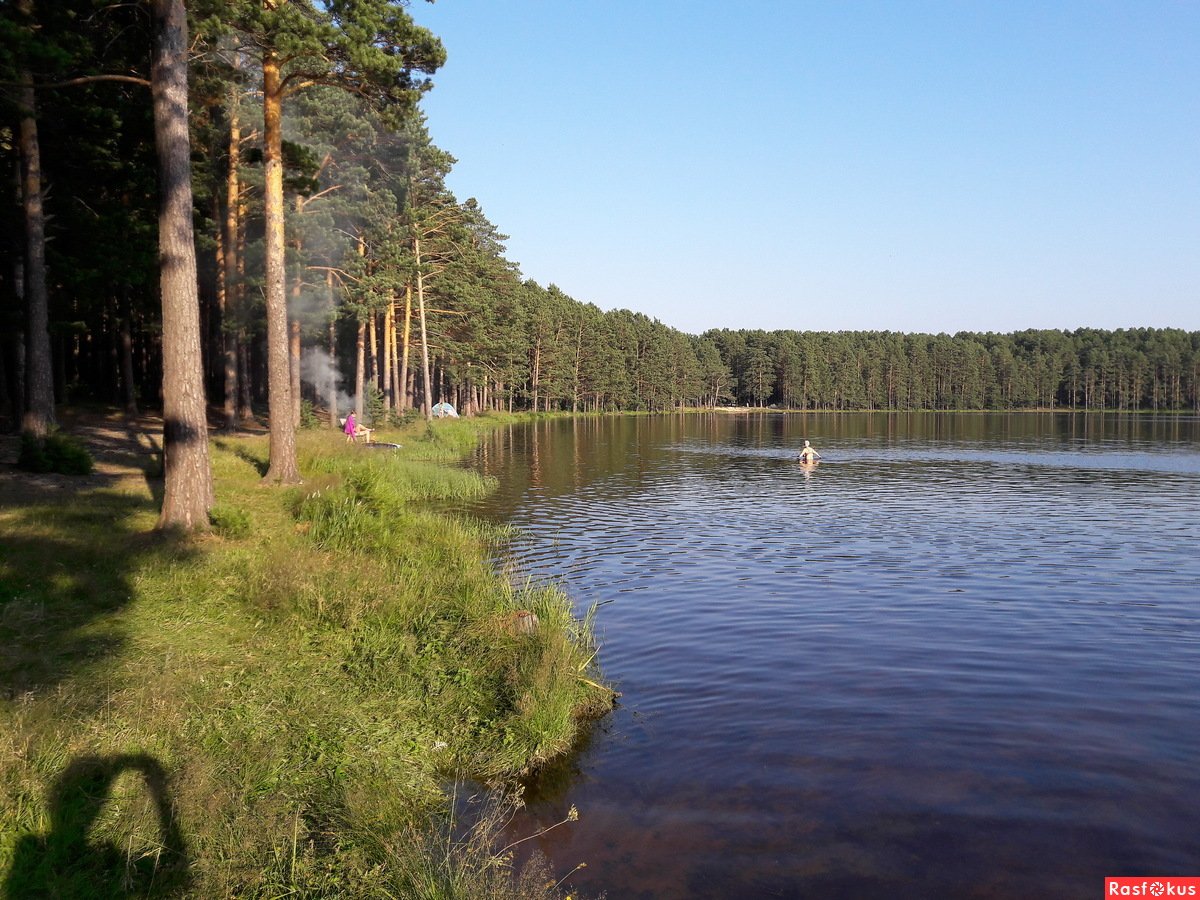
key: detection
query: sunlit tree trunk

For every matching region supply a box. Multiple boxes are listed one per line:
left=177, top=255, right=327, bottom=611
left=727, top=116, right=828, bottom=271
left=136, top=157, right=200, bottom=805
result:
left=382, top=298, right=394, bottom=412
left=152, top=0, right=214, bottom=530
left=398, top=282, right=412, bottom=411
left=261, top=48, right=299, bottom=482
left=389, top=299, right=400, bottom=413
left=368, top=310, right=379, bottom=397
left=415, top=237, right=432, bottom=421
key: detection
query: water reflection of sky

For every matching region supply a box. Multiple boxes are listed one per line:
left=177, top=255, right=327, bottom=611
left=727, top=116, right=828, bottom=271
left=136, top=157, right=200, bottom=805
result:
left=675, top=439, right=1200, bottom=475
left=470, top=415, right=1200, bottom=900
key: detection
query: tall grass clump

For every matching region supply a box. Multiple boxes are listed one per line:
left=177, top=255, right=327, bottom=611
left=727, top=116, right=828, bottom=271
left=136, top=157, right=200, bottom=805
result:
left=1, top=412, right=611, bottom=899
left=382, top=789, right=578, bottom=900
left=17, top=429, right=95, bottom=475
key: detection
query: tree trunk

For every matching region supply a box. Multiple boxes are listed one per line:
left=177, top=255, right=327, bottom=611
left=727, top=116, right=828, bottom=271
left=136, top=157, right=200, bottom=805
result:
left=15, top=2, right=54, bottom=437
left=289, top=315, right=301, bottom=426
left=221, top=86, right=241, bottom=430
left=530, top=343, right=541, bottom=412
left=327, top=270, right=338, bottom=428
left=238, top=338, right=253, bottom=419
left=389, top=298, right=400, bottom=413
left=261, top=50, right=300, bottom=483
left=213, top=192, right=226, bottom=388
left=152, top=0, right=213, bottom=530
left=354, top=318, right=365, bottom=419
left=7, top=157, right=27, bottom=430
left=382, top=299, right=394, bottom=412
left=398, top=282, right=412, bottom=411
left=368, top=310, right=379, bottom=396
left=415, top=238, right=432, bottom=421
left=235, top=195, right=253, bottom=423
left=120, top=289, right=138, bottom=415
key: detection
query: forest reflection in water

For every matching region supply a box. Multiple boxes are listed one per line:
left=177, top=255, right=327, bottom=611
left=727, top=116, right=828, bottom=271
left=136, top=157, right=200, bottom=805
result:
left=466, top=412, right=1200, bottom=900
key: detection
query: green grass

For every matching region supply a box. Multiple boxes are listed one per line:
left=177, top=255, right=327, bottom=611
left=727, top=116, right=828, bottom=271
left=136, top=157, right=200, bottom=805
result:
left=0, top=413, right=612, bottom=898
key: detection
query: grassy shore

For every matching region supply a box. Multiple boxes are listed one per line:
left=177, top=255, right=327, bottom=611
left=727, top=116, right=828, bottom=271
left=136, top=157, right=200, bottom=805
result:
left=0, top=411, right=611, bottom=898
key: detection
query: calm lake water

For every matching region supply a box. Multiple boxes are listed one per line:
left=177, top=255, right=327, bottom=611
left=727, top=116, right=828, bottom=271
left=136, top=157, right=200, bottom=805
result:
left=465, top=413, right=1200, bottom=899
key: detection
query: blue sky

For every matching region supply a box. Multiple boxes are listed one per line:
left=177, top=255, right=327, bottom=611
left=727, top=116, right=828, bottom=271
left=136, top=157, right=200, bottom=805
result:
left=412, top=1, right=1199, bottom=336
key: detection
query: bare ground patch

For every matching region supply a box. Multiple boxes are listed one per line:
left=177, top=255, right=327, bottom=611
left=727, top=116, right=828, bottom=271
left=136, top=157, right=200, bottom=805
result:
left=0, top=410, right=187, bottom=506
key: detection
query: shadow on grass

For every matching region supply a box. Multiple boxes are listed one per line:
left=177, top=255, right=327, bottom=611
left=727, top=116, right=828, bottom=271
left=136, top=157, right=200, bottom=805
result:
left=0, top=492, right=194, bottom=697
left=213, top=438, right=269, bottom=477
left=3, top=753, right=190, bottom=899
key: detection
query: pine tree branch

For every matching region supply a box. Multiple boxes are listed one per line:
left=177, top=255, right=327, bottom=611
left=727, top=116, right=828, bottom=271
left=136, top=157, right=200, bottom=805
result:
left=3, top=74, right=151, bottom=89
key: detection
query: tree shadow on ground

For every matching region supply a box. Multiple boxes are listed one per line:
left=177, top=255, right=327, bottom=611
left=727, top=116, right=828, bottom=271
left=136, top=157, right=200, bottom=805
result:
left=3, top=753, right=191, bottom=899
left=0, top=491, right=193, bottom=698
left=213, top=437, right=269, bottom=477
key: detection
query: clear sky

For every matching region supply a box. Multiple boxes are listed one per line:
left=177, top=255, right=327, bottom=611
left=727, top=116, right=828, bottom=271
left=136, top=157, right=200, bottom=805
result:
left=411, top=1, right=1199, bottom=336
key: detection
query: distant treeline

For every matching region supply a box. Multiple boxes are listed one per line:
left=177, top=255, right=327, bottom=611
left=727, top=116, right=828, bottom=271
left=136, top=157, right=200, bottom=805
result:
left=702, top=326, right=1200, bottom=412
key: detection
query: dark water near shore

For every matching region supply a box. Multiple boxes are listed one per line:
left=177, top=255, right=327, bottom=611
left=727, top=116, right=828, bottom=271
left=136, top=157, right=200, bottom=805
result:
left=466, top=413, right=1200, bottom=899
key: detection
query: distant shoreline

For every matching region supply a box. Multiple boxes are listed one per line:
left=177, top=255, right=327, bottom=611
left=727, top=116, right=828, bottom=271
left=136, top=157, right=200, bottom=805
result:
left=695, top=406, right=1197, bottom=415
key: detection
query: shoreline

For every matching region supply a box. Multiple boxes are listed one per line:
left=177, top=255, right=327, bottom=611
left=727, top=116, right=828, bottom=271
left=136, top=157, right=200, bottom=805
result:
left=0, top=407, right=611, bottom=898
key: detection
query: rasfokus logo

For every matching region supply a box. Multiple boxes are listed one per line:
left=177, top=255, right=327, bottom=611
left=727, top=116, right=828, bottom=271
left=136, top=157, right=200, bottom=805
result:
left=1106, top=878, right=1200, bottom=897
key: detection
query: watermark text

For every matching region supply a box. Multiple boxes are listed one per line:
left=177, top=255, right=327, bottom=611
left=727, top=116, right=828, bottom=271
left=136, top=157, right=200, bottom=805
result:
left=1106, top=878, right=1200, bottom=897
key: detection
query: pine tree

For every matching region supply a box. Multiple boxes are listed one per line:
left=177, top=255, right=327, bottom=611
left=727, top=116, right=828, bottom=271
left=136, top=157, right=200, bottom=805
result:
left=152, top=0, right=214, bottom=529
left=213, top=0, right=443, bottom=482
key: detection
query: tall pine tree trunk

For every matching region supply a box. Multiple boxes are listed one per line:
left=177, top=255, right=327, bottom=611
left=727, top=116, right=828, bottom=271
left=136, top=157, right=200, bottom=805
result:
left=152, top=0, right=213, bottom=530
left=398, top=283, right=412, bottom=411
left=530, top=344, right=541, bottom=413
left=261, top=50, right=299, bottom=483
left=238, top=339, right=252, bottom=419
left=120, top=288, right=138, bottom=415
left=222, top=87, right=241, bottom=430
left=327, top=270, right=338, bottom=428
left=289, top=195, right=304, bottom=427
left=16, top=1, right=54, bottom=437
left=235, top=195, right=253, bottom=423
left=7, top=156, right=27, bottom=429
left=382, top=299, right=394, bottom=412
left=389, top=299, right=400, bottom=412
left=368, top=311, right=379, bottom=400
left=415, top=238, right=432, bottom=421
left=290, top=317, right=301, bottom=426
left=354, top=318, right=365, bottom=420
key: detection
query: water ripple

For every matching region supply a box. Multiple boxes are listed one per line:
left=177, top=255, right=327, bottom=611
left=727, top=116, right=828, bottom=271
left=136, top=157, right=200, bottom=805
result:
left=470, top=414, right=1200, bottom=898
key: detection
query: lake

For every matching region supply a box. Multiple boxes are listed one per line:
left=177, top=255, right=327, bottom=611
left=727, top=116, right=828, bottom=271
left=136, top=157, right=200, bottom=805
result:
left=465, top=413, right=1200, bottom=899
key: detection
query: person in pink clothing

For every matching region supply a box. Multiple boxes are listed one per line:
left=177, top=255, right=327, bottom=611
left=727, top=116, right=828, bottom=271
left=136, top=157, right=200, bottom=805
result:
left=344, top=412, right=357, bottom=442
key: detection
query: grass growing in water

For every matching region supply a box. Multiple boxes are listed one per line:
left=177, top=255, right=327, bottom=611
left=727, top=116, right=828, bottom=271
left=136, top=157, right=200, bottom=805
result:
left=0, top=414, right=611, bottom=898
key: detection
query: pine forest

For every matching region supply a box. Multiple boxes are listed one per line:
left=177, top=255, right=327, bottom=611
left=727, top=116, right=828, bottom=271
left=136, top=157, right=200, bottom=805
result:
left=4, top=0, right=1199, bottom=444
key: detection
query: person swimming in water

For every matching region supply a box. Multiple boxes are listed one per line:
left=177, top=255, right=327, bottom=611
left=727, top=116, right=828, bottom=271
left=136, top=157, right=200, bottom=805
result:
left=799, top=440, right=821, bottom=463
